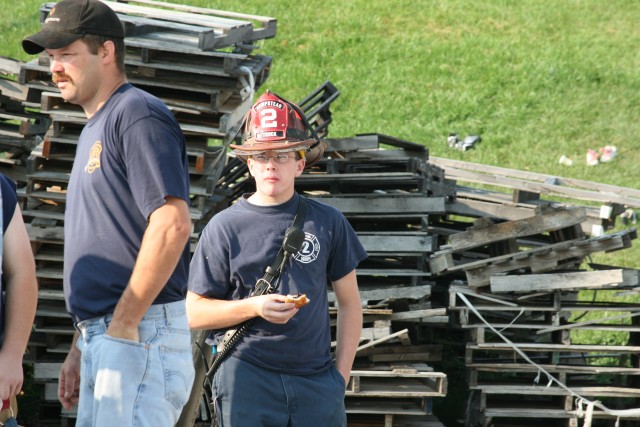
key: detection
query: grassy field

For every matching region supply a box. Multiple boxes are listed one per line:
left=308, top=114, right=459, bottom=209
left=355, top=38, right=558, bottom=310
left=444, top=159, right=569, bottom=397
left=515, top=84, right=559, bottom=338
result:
left=4, top=1, right=640, bottom=424
left=6, top=0, right=638, bottom=267
left=5, top=1, right=640, bottom=177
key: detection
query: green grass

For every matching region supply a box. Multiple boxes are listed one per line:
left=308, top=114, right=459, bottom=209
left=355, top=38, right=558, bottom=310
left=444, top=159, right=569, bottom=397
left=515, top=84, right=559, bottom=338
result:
left=6, top=1, right=640, bottom=189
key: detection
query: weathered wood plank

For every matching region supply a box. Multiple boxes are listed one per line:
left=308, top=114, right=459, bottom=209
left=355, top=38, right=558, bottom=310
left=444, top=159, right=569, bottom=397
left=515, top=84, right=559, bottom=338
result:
left=316, top=195, right=445, bottom=215
left=357, top=232, right=436, bottom=253
left=346, top=367, right=446, bottom=397
left=447, top=206, right=586, bottom=252
left=490, top=269, right=640, bottom=293
left=355, top=329, right=411, bottom=354
left=330, top=284, right=432, bottom=305
left=63, top=1, right=256, bottom=51
left=433, top=228, right=636, bottom=287
left=34, top=362, right=62, bottom=380
left=430, top=156, right=640, bottom=208
left=110, top=0, right=277, bottom=40
left=469, top=342, right=640, bottom=352
left=390, top=308, right=447, bottom=321
left=356, top=269, right=431, bottom=278
left=117, top=13, right=241, bottom=52
left=25, top=224, right=65, bottom=242
left=467, top=362, right=640, bottom=375
left=344, top=398, right=434, bottom=417
left=474, top=384, right=640, bottom=398
left=483, top=408, right=598, bottom=419
left=536, top=311, right=640, bottom=334
left=357, top=344, right=443, bottom=363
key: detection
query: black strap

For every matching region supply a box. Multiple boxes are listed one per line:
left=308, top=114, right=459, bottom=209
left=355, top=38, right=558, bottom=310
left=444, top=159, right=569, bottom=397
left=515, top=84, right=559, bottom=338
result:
left=251, top=196, right=307, bottom=296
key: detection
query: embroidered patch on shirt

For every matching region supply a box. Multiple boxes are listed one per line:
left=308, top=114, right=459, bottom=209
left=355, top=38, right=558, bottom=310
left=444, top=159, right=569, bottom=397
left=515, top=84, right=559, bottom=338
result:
left=85, top=141, right=102, bottom=173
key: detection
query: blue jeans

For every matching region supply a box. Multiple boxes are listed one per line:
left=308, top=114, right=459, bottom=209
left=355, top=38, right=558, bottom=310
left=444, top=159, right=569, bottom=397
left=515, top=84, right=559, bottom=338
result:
left=213, top=356, right=347, bottom=427
left=74, top=301, right=195, bottom=427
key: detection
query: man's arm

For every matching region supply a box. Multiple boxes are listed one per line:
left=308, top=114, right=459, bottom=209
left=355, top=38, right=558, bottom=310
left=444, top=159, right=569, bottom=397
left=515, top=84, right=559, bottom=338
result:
left=107, top=196, right=191, bottom=341
left=0, top=205, right=38, bottom=400
left=186, top=291, right=298, bottom=330
left=58, top=332, right=80, bottom=410
left=332, top=269, right=362, bottom=384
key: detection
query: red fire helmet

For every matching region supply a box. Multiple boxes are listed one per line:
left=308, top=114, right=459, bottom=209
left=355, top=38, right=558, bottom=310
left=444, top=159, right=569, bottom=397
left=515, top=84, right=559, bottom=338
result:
left=230, top=91, right=326, bottom=167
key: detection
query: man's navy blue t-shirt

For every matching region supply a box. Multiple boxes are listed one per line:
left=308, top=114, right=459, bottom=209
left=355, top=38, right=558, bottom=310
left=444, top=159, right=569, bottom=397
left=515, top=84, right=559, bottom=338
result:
left=0, top=174, right=16, bottom=234
left=64, top=84, right=190, bottom=322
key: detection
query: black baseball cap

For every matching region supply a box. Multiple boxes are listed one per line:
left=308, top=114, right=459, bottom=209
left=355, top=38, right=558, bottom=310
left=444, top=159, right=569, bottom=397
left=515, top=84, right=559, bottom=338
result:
left=22, top=0, right=124, bottom=55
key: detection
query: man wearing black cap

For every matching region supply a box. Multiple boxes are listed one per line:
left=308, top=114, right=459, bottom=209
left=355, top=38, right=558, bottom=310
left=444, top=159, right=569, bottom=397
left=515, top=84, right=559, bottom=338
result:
left=23, top=1, right=194, bottom=425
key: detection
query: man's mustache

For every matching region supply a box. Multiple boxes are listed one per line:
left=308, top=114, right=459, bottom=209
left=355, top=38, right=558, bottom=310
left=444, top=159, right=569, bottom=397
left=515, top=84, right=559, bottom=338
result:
left=52, top=74, right=71, bottom=84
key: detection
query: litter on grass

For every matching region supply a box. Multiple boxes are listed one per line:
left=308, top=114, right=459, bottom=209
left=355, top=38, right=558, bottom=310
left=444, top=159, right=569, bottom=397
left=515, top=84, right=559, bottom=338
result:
left=447, top=133, right=482, bottom=151
left=585, top=145, right=617, bottom=166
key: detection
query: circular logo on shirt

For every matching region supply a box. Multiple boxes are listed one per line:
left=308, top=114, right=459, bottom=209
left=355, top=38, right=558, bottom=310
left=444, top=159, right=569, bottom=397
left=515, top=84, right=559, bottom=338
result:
left=294, top=232, right=320, bottom=264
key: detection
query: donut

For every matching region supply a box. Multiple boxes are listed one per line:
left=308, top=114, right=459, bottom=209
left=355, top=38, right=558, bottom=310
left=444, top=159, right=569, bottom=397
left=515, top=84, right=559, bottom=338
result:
left=285, top=293, right=310, bottom=308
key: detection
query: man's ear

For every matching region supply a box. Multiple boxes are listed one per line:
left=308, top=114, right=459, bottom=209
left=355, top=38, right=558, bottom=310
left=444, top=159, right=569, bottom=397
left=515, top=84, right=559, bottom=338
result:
left=101, top=40, right=116, bottom=62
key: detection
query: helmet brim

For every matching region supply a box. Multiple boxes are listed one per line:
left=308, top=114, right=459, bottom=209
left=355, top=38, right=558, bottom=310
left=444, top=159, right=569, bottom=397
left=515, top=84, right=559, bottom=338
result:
left=231, top=139, right=327, bottom=167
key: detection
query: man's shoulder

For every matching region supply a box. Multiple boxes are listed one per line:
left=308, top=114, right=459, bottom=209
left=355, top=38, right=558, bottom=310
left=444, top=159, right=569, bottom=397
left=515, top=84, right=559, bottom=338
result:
left=305, top=196, right=343, bottom=217
left=120, top=85, right=164, bottom=108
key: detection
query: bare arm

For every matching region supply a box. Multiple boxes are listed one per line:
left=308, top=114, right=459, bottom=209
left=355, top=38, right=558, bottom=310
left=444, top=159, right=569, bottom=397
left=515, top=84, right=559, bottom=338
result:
left=332, top=270, right=362, bottom=384
left=107, top=197, right=191, bottom=341
left=186, top=291, right=298, bottom=330
left=0, top=206, right=38, bottom=400
left=58, top=332, right=80, bottom=410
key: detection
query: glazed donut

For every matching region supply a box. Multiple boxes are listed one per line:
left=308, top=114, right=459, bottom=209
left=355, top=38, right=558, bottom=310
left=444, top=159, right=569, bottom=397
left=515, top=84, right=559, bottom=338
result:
left=285, top=293, right=310, bottom=308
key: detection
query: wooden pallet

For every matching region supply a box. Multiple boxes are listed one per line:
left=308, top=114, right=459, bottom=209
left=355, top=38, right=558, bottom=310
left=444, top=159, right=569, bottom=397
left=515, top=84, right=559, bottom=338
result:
left=347, top=412, right=446, bottom=427
left=343, top=365, right=447, bottom=426
left=448, top=186, right=609, bottom=236
left=297, top=81, right=340, bottom=138
left=429, top=206, right=588, bottom=276
left=126, top=53, right=271, bottom=91
left=39, top=0, right=276, bottom=52
left=116, top=0, right=277, bottom=41
left=355, top=344, right=443, bottom=364
left=429, top=156, right=640, bottom=210
left=475, top=383, right=640, bottom=399
left=432, top=228, right=637, bottom=288
left=312, top=194, right=446, bottom=217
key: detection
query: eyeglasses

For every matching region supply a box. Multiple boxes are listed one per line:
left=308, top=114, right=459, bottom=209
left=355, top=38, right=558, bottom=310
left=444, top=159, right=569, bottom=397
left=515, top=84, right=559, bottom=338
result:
left=251, top=153, right=296, bottom=164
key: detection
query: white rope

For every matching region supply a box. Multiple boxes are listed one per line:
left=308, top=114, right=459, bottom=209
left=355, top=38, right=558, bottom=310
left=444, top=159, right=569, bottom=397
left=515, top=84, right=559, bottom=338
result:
left=457, top=291, right=640, bottom=425
left=497, top=307, right=525, bottom=333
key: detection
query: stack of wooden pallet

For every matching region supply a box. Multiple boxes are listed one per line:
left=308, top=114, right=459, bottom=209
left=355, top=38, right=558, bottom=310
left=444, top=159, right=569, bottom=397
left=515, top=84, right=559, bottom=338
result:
left=0, top=1, right=275, bottom=425
left=0, top=57, right=49, bottom=186
left=311, top=135, right=451, bottom=426
left=3, top=2, right=640, bottom=426
left=450, top=272, right=640, bottom=427
left=428, top=159, right=640, bottom=427
left=295, top=133, right=640, bottom=427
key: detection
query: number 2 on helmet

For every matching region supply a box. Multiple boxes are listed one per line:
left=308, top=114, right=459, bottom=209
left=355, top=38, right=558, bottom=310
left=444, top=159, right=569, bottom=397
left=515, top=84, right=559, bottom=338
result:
left=260, top=108, right=278, bottom=128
